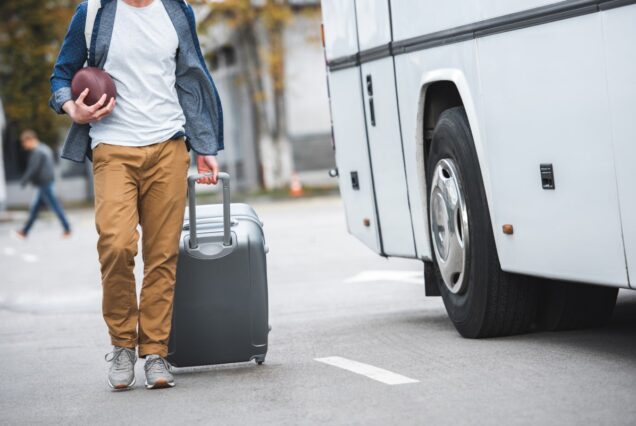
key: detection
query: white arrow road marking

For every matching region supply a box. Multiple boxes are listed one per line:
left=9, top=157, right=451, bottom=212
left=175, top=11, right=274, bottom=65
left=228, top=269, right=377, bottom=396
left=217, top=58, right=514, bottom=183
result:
left=3, top=247, right=16, bottom=256
left=315, top=356, right=419, bottom=385
left=21, top=253, right=39, bottom=263
left=345, top=270, right=423, bottom=285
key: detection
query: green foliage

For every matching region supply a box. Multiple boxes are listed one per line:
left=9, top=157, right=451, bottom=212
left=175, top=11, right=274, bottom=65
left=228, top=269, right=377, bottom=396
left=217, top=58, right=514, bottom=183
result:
left=0, top=0, right=76, bottom=146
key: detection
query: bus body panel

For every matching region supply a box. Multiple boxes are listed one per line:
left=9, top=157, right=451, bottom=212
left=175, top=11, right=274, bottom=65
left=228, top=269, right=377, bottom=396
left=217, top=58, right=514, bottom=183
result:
left=329, top=68, right=382, bottom=253
left=393, top=45, right=483, bottom=261
left=479, top=0, right=562, bottom=19
left=321, top=0, right=358, bottom=61
left=355, top=0, right=392, bottom=50
left=476, top=13, right=627, bottom=286
left=601, top=5, right=636, bottom=288
left=390, top=0, right=481, bottom=42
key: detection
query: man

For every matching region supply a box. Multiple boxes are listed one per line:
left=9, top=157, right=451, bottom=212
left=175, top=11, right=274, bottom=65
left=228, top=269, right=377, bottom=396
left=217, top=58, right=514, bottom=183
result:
left=16, top=130, right=71, bottom=238
left=50, top=0, right=224, bottom=390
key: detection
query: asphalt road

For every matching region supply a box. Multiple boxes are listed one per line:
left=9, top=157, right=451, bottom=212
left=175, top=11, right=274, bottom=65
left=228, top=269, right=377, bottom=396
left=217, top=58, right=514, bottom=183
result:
left=1, top=195, right=635, bottom=425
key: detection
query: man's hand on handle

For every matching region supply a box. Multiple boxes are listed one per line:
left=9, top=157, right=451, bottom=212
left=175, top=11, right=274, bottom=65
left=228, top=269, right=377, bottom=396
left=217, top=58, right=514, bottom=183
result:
left=196, top=155, right=219, bottom=185
left=62, top=88, right=115, bottom=124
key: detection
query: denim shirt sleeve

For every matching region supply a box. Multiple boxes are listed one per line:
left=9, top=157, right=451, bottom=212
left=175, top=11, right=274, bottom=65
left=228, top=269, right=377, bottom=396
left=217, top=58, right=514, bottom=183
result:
left=185, top=3, right=224, bottom=152
left=49, top=2, right=88, bottom=114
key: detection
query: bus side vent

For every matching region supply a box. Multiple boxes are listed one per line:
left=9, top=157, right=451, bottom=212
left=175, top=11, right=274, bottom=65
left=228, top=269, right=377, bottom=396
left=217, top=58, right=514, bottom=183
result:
left=350, top=171, right=360, bottom=190
left=540, top=164, right=555, bottom=190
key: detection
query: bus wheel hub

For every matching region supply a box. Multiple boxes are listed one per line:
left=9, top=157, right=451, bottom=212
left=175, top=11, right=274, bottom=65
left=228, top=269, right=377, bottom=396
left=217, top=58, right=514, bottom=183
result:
left=430, top=158, right=470, bottom=294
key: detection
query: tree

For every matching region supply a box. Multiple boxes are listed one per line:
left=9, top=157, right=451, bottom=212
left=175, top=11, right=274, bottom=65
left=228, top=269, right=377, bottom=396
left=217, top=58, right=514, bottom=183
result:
left=196, top=0, right=300, bottom=190
left=0, top=0, right=76, bottom=148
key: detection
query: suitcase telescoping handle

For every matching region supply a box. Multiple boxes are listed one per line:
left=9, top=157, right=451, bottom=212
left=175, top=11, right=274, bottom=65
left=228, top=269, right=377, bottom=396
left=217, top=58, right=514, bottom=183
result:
left=187, top=172, right=231, bottom=249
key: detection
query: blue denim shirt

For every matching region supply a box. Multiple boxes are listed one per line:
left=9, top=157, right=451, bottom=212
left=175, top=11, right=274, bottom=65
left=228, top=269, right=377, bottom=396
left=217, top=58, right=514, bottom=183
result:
left=50, top=0, right=224, bottom=162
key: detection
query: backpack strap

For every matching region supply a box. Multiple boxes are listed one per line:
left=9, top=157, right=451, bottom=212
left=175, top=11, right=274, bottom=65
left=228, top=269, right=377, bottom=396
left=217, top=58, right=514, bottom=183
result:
left=85, top=0, right=101, bottom=64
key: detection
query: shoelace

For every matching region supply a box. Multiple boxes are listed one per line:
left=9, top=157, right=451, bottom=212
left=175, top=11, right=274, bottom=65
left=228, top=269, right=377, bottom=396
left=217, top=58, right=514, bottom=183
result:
left=145, top=356, right=170, bottom=375
left=105, top=347, right=134, bottom=372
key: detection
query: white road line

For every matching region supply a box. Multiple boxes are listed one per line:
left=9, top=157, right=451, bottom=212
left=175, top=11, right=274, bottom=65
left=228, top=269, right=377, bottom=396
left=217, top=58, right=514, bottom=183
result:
left=21, top=253, right=39, bottom=263
left=315, top=356, right=419, bottom=385
left=3, top=246, right=38, bottom=262
left=345, top=270, right=423, bottom=285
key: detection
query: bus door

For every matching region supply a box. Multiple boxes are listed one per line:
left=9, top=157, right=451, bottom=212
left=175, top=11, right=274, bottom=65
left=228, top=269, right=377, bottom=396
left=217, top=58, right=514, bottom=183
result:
left=322, top=0, right=381, bottom=253
left=355, top=0, right=416, bottom=257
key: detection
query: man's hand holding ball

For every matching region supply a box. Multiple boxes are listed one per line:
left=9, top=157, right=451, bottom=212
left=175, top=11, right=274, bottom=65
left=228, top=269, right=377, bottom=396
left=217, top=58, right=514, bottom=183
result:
left=64, top=67, right=117, bottom=124
left=63, top=89, right=116, bottom=124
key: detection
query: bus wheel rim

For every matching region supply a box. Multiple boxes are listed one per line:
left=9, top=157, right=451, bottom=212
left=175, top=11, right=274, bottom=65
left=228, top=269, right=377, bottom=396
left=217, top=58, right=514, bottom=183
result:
left=430, top=158, right=470, bottom=294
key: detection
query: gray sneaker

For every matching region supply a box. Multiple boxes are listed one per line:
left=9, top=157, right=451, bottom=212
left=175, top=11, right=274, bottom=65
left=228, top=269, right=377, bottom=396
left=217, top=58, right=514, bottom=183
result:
left=144, top=355, right=175, bottom=389
left=105, top=346, right=136, bottom=390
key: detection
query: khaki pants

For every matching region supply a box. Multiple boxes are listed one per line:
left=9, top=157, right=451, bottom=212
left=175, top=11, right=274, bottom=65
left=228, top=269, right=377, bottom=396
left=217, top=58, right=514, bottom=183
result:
left=93, top=138, right=190, bottom=358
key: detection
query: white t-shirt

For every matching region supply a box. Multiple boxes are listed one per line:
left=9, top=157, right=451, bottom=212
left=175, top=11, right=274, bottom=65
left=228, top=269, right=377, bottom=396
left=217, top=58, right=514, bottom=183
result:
left=89, top=0, right=185, bottom=149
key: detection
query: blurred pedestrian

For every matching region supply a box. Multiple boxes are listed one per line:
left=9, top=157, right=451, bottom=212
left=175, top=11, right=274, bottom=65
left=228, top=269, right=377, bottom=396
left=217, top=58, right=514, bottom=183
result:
left=15, top=130, right=71, bottom=239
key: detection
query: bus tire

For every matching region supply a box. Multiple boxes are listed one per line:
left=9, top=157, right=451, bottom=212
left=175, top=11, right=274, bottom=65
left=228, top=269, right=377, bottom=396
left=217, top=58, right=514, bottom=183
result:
left=427, top=106, right=538, bottom=338
left=537, top=280, right=618, bottom=331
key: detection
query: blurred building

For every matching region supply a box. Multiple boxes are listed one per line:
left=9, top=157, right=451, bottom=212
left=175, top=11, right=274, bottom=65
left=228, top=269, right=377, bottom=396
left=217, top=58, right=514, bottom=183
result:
left=199, top=0, right=334, bottom=190
left=1, top=0, right=335, bottom=208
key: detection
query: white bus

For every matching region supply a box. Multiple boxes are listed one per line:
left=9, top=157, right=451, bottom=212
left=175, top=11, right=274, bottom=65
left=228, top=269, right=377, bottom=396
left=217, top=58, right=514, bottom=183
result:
left=321, top=0, right=635, bottom=337
left=0, top=99, right=6, bottom=212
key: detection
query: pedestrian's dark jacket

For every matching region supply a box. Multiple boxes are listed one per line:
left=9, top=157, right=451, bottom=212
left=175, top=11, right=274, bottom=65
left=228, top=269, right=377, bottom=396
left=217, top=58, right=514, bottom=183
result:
left=49, top=0, right=224, bottom=163
left=21, top=144, right=55, bottom=187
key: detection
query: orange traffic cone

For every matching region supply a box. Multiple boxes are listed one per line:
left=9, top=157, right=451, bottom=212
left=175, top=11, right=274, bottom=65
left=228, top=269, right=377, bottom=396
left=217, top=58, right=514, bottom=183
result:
left=290, top=172, right=304, bottom=197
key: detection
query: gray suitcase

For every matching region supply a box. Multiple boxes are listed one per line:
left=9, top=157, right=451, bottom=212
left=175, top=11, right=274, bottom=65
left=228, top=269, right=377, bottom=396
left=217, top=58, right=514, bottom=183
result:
left=167, top=173, right=269, bottom=368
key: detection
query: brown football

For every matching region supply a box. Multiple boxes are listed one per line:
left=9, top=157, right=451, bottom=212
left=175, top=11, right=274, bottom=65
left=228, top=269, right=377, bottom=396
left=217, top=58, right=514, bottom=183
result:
left=71, top=67, right=117, bottom=106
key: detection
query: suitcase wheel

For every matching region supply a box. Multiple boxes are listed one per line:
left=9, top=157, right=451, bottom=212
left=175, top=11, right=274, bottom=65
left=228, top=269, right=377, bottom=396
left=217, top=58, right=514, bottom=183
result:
left=254, top=356, right=265, bottom=365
